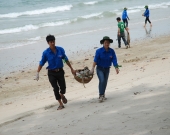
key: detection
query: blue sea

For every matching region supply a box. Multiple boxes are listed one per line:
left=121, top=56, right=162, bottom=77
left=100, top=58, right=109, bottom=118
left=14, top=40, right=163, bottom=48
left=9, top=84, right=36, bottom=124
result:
left=0, top=0, right=170, bottom=75
left=0, top=0, right=170, bottom=50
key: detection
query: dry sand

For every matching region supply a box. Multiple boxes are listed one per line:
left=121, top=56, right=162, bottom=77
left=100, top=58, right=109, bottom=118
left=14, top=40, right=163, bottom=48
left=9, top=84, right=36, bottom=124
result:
left=0, top=35, right=170, bottom=135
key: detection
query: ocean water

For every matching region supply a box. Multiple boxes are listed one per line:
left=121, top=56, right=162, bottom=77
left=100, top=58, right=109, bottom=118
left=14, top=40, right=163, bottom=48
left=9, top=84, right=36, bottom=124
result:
left=0, top=0, right=170, bottom=50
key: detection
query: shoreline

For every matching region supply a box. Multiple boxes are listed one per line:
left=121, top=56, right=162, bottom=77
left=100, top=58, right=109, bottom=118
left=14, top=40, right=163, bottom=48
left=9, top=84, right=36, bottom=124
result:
left=0, top=32, right=169, bottom=77
left=1, top=16, right=170, bottom=76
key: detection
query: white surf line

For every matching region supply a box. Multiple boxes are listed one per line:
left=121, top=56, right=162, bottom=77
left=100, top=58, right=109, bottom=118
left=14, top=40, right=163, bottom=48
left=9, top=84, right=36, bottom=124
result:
left=55, top=16, right=170, bottom=38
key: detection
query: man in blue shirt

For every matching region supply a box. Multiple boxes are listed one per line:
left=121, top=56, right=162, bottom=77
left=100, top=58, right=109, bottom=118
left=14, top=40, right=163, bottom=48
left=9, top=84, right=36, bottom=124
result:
left=142, top=5, right=152, bottom=27
left=35, top=34, right=76, bottom=110
left=90, top=36, right=119, bottom=102
left=122, top=7, right=130, bottom=27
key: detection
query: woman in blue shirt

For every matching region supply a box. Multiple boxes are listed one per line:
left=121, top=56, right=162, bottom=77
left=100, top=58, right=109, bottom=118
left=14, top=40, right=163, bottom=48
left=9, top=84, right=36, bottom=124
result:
left=142, top=5, right=152, bottom=27
left=90, top=36, right=119, bottom=102
left=122, top=7, right=130, bottom=27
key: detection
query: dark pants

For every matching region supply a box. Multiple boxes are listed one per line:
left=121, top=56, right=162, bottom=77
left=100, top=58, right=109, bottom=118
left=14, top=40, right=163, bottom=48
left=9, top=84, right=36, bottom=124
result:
left=117, top=32, right=128, bottom=47
left=145, top=17, right=151, bottom=24
left=48, top=70, right=66, bottom=100
left=123, top=19, right=128, bottom=27
left=96, top=66, right=110, bottom=96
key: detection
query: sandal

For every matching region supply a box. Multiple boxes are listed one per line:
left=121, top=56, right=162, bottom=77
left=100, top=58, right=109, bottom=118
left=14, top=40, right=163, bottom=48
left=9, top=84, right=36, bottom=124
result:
left=61, top=96, right=67, bottom=104
left=57, top=105, right=65, bottom=110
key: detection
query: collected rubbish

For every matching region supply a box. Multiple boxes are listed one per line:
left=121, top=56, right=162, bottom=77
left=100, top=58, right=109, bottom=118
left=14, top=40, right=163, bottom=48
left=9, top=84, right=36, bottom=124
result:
left=74, top=67, right=93, bottom=88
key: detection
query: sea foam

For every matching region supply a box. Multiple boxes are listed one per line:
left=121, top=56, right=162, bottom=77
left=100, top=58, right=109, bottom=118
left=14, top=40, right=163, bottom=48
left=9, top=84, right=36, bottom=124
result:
left=0, top=20, right=71, bottom=34
left=83, top=1, right=98, bottom=5
left=0, top=5, right=73, bottom=18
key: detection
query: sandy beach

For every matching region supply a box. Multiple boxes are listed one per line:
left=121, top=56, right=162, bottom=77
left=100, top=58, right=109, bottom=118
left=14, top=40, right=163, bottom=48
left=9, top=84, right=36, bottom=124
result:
left=0, top=34, right=170, bottom=135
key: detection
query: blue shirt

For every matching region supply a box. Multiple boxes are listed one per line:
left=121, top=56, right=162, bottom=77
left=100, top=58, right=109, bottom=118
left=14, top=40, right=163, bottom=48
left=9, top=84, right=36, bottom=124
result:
left=39, top=46, right=68, bottom=70
left=144, top=9, right=150, bottom=17
left=94, top=47, right=118, bottom=68
left=122, top=10, right=128, bottom=19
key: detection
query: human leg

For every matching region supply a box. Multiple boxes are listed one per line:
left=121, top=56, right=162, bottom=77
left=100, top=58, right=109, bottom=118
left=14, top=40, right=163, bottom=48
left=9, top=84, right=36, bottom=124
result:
left=147, top=17, right=152, bottom=27
left=126, top=19, right=128, bottom=27
left=96, top=67, right=105, bottom=96
left=121, top=32, right=128, bottom=47
left=48, top=71, right=63, bottom=107
left=57, top=70, right=67, bottom=104
left=144, top=17, right=147, bottom=27
left=57, top=70, right=66, bottom=94
left=123, top=19, right=126, bottom=24
left=123, top=19, right=126, bottom=26
left=103, top=68, right=110, bottom=96
left=117, top=34, right=121, bottom=48
left=123, top=19, right=128, bottom=27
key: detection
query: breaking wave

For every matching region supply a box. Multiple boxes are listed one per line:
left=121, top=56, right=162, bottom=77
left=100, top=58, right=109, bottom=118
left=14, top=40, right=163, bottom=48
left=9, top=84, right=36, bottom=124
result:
left=0, top=11, right=117, bottom=35
left=0, top=5, right=73, bottom=18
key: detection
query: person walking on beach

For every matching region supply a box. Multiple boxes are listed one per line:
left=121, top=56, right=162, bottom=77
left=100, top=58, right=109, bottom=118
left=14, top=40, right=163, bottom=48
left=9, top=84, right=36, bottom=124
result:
left=122, top=7, right=130, bottom=27
left=35, top=34, right=76, bottom=110
left=116, top=17, right=129, bottom=49
left=90, top=36, right=119, bottom=102
left=142, top=5, right=152, bottom=27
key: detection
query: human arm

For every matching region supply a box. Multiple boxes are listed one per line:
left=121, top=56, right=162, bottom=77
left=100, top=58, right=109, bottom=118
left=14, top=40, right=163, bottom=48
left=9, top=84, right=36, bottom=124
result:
left=37, top=65, right=42, bottom=72
left=89, top=50, right=99, bottom=74
left=35, top=65, right=42, bottom=81
left=35, top=52, right=47, bottom=81
left=89, top=62, right=96, bottom=74
left=66, top=61, right=76, bottom=75
left=142, top=10, right=145, bottom=16
left=112, top=50, right=119, bottom=74
left=143, top=10, right=148, bottom=17
left=61, top=48, right=76, bottom=75
left=118, top=27, right=120, bottom=35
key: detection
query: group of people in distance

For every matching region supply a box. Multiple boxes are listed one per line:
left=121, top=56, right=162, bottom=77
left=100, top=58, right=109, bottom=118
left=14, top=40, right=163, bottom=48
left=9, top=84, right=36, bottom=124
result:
left=117, top=5, right=152, bottom=49
left=35, top=5, right=152, bottom=110
left=122, top=5, right=152, bottom=27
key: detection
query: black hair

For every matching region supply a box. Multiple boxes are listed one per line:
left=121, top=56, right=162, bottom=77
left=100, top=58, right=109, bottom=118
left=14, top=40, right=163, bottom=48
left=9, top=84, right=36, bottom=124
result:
left=46, top=34, right=55, bottom=43
left=116, top=17, right=121, bottom=21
